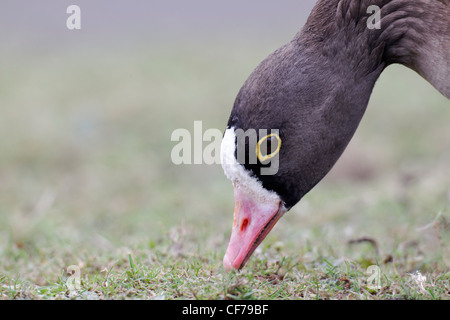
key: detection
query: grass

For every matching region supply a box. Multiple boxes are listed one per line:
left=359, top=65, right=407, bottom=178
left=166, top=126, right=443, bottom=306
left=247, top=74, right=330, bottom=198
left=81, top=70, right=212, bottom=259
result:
left=0, top=40, right=449, bottom=300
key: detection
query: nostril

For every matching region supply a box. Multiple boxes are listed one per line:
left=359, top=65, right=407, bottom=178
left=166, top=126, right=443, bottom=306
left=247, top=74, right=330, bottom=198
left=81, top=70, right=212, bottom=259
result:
left=240, top=218, right=249, bottom=232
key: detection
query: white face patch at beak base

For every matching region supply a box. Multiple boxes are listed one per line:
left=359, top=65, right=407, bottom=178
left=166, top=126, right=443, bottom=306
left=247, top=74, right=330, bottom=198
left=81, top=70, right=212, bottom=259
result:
left=220, top=127, right=281, bottom=205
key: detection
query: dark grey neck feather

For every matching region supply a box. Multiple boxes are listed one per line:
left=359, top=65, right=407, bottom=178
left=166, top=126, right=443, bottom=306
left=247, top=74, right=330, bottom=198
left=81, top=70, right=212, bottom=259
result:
left=302, top=0, right=449, bottom=97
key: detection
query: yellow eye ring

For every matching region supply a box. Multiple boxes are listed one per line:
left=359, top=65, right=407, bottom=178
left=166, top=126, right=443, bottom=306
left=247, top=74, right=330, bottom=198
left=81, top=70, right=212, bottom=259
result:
left=256, top=133, right=282, bottom=162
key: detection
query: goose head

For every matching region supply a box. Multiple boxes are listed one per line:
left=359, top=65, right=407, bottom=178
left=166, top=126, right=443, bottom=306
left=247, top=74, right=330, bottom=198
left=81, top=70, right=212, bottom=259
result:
left=221, top=0, right=449, bottom=271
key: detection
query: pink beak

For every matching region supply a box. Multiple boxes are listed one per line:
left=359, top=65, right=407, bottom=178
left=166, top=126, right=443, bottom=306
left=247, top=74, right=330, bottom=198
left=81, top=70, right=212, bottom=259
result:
left=223, top=185, right=286, bottom=271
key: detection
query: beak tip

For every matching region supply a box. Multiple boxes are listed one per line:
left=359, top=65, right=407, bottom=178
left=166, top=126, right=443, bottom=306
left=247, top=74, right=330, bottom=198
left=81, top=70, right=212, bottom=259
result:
left=223, top=254, right=234, bottom=272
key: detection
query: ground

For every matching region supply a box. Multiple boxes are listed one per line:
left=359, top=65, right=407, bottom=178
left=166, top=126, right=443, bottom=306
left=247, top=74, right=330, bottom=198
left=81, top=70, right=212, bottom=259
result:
left=0, top=42, right=449, bottom=300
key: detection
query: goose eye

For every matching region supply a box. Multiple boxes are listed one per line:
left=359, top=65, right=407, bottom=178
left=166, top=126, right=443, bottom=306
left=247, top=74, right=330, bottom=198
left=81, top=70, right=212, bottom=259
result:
left=256, top=133, right=281, bottom=162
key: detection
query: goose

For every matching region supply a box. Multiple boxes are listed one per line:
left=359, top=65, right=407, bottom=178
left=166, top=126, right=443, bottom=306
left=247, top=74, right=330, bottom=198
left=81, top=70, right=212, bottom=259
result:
left=220, top=0, right=449, bottom=271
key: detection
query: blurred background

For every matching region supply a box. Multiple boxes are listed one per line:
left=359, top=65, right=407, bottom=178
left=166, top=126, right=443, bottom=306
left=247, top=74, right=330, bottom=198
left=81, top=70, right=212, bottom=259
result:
left=0, top=0, right=449, bottom=282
